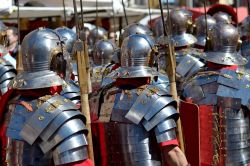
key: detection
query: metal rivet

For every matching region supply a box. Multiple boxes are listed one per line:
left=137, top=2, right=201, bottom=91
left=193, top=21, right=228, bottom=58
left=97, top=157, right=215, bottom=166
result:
left=38, top=116, right=45, bottom=121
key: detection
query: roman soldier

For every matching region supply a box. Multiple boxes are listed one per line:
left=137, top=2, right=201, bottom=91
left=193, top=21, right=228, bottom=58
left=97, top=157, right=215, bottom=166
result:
left=88, top=27, right=108, bottom=65
left=91, top=33, right=188, bottom=166
left=181, top=23, right=250, bottom=166
left=0, top=27, right=93, bottom=166
left=156, top=9, right=204, bottom=92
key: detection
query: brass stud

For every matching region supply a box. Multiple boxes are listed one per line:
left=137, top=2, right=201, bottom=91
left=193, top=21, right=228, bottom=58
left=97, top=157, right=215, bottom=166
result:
left=38, top=116, right=45, bottom=121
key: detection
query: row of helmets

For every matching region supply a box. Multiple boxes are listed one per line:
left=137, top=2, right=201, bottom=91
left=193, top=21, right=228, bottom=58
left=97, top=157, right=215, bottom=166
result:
left=6, top=7, right=250, bottom=91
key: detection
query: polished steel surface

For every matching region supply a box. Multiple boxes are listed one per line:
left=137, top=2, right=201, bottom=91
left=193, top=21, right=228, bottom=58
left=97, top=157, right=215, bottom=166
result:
left=195, top=15, right=216, bottom=46
left=93, top=39, right=117, bottom=65
left=213, top=11, right=232, bottom=24
left=122, top=23, right=153, bottom=41
left=55, top=27, right=77, bottom=54
left=202, top=23, right=247, bottom=65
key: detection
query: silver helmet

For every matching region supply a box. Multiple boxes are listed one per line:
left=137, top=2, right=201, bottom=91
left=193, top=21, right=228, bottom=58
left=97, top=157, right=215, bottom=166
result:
left=213, top=11, right=232, bottom=24
left=88, top=27, right=108, bottom=46
left=55, top=27, right=77, bottom=54
left=111, top=33, right=158, bottom=78
left=170, top=9, right=197, bottom=47
left=153, top=18, right=165, bottom=38
left=9, top=28, right=66, bottom=90
left=93, top=39, right=117, bottom=66
left=121, top=23, right=153, bottom=41
left=202, top=23, right=247, bottom=65
left=195, top=15, right=216, bottom=47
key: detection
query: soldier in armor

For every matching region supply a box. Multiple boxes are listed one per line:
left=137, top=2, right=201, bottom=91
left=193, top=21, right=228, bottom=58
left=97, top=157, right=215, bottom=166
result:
left=91, top=33, right=188, bottom=166
left=54, top=27, right=81, bottom=105
left=88, top=26, right=108, bottom=64
left=181, top=23, right=250, bottom=165
left=91, top=39, right=117, bottom=92
left=0, top=27, right=93, bottom=166
left=0, top=21, right=16, bottom=68
left=156, top=9, right=204, bottom=91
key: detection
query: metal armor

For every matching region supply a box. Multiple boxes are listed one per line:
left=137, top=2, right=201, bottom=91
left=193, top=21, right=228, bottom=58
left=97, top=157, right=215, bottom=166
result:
left=5, top=95, right=88, bottom=166
left=202, top=23, right=247, bottom=66
left=61, top=80, right=80, bottom=105
left=92, top=84, right=179, bottom=165
left=2, top=27, right=89, bottom=166
left=213, top=11, right=232, bottom=24
left=153, top=18, right=165, bottom=38
left=0, top=57, right=16, bottom=95
left=240, top=16, right=250, bottom=69
left=170, top=9, right=197, bottom=47
left=91, top=33, right=179, bottom=165
left=93, top=39, right=117, bottom=66
left=182, top=69, right=250, bottom=165
left=194, top=15, right=216, bottom=47
left=8, top=28, right=66, bottom=90
left=55, top=27, right=77, bottom=81
left=55, top=27, right=77, bottom=55
left=121, top=23, right=153, bottom=42
left=119, top=33, right=157, bottom=78
left=0, top=45, right=16, bottom=68
left=88, top=27, right=108, bottom=48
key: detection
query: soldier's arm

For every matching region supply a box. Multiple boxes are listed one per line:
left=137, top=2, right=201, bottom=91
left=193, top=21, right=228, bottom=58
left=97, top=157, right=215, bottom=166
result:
left=161, top=144, right=188, bottom=166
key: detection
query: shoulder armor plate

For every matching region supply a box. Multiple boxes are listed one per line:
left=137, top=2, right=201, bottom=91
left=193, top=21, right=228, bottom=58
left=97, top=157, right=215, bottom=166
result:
left=125, top=85, right=178, bottom=128
left=176, top=54, right=204, bottom=79
left=20, top=95, right=79, bottom=145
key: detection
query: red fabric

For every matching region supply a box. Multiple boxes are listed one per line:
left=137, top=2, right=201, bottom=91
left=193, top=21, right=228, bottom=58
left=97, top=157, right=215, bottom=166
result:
left=115, top=77, right=151, bottom=87
left=207, top=62, right=238, bottom=71
left=91, top=123, right=108, bottom=166
left=159, top=139, right=179, bottom=147
left=199, top=105, right=214, bottom=166
left=16, top=85, right=62, bottom=97
left=59, top=159, right=94, bottom=166
left=111, top=64, right=120, bottom=71
left=179, top=100, right=200, bottom=166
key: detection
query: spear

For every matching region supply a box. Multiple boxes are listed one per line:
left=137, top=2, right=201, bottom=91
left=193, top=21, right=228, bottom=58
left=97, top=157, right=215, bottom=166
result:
left=158, top=0, right=185, bottom=153
left=72, top=0, right=95, bottom=162
left=16, top=0, right=22, bottom=73
left=62, top=0, right=67, bottom=26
